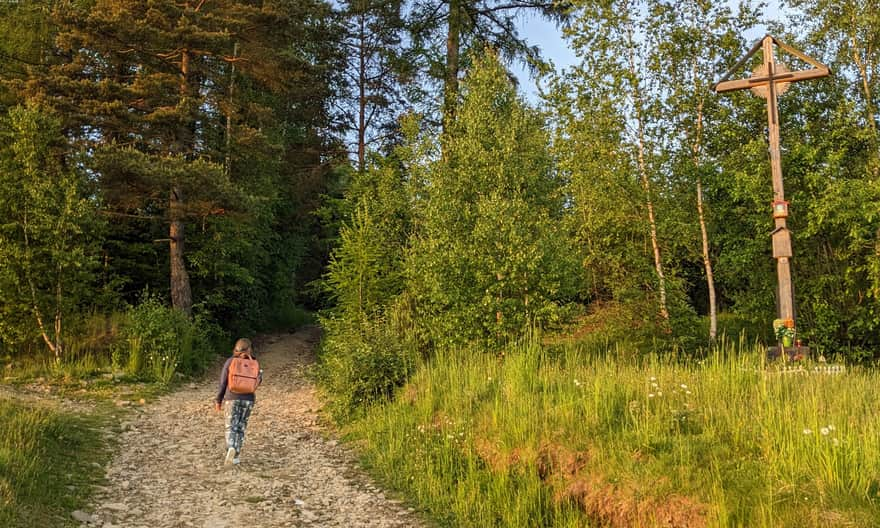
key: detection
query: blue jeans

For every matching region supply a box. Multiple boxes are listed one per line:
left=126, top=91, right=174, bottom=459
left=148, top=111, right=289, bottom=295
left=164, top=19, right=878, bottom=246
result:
left=223, top=399, right=254, bottom=455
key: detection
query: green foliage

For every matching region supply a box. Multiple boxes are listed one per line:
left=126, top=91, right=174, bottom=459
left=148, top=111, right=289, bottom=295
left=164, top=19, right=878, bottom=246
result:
left=317, top=153, right=414, bottom=417
left=0, top=1, right=51, bottom=86
left=0, top=0, right=341, bottom=332
left=408, top=51, right=578, bottom=348
left=547, top=75, right=650, bottom=304
left=0, top=400, right=112, bottom=527
left=344, top=336, right=880, bottom=527
left=550, top=0, right=880, bottom=358
left=318, top=317, right=418, bottom=420
left=117, top=293, right=220, bottom=383
left=0, top=104, right=103, bottom=356
left=264, top=303, right=316, bottom=333
left=324, top=157, right=409, bottom=323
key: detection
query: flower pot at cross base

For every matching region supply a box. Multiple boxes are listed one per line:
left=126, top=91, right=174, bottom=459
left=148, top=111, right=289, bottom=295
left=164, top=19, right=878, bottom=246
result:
left=782, top=336, right=793, bottom=347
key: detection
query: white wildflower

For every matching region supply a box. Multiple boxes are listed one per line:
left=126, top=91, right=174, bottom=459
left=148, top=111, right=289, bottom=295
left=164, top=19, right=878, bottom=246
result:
left=680, top=384, right=688, bottom=390
left=803, top=428, right=813, bottom=435
left=648, top=393, right=655, bottom=398
left=820, top=427, right=830, bottom=436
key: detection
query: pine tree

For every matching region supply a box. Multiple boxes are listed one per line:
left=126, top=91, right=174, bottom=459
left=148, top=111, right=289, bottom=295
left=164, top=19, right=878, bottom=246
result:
left=339, top=0, right=414, bottom=172
left=407, top=0, right=569, bottom=132
left=13, top=0, right=342, bottom=319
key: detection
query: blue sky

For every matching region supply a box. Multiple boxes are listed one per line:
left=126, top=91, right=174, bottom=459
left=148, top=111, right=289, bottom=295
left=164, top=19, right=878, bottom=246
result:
left=510, top=0, right=786, bottom=101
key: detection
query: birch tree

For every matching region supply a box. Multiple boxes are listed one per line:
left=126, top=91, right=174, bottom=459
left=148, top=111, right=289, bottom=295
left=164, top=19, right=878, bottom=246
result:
left=787, top=0, right=880, bottom=173
left=0, top=105, right=101, bottom=358
left=566, top=0, right=671, bottom=324
left=649, top=0, right=759, bottom=339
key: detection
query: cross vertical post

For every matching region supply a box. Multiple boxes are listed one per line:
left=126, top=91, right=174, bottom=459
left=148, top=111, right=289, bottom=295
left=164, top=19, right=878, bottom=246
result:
left=713, top=34, right=829, bottom=340
left=761, top=36, right=795, bottom=326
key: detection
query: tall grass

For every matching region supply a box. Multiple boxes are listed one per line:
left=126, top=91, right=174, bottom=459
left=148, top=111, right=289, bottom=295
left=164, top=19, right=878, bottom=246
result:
left=0, top=399, right=111, bottom=527
left=2, top=300, right=226, bottom=387
left=344, top=335, right=880, bottom=527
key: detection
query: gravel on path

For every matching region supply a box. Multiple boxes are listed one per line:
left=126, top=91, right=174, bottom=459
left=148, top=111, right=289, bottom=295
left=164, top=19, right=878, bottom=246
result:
left=81, top=326, right=423, bottom=528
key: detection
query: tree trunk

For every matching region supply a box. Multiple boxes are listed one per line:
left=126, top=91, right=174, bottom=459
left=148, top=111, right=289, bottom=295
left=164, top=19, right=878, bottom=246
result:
left=225, top=41, right=239, bottom=177
left=357, top=10, right=367, bottom=173
left=171, top=48, right=194, bottom=316
left=169, top=187, right=192, bottom=317
left=637, top=134, right=669, bottom=323
left=22, top=210, right=61, bottom=359
left=693, top=100, right=717, bottom=339
left=627, top=39, right=669, bottom=324
left=696, top=178, right=717, bottom=338
left=849, top=13, right=878, bottom=138
left=443, top=0, right=462, bottom=136
left=54, top=273, right=62, bottom=361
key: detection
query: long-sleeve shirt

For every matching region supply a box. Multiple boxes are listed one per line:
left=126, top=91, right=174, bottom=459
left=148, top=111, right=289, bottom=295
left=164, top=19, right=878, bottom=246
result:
left=215, top=356, right=262, bottom=404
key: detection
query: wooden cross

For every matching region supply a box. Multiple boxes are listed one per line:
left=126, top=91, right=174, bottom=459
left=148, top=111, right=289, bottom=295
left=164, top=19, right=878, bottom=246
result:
left=713, top=35, right=830, bottom=336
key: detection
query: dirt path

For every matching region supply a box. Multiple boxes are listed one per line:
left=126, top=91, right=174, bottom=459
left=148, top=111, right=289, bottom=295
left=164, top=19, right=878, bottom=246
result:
left=82, top=327, right=424, bottom=528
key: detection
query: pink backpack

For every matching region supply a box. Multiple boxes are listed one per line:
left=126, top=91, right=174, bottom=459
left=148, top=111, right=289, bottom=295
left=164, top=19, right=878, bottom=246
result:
left=228, top=353, right=260, bottom=394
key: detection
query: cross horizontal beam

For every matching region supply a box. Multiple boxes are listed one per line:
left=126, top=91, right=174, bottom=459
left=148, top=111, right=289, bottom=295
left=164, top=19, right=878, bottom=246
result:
left=713, top=67, right=829, bottom=93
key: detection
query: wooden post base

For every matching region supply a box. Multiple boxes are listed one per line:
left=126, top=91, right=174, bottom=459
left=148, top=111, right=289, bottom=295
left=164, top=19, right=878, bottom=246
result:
left=766, top=346, right=810, bottom=361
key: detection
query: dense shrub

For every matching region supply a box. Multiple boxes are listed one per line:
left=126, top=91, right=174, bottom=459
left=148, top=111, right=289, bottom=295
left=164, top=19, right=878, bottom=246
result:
left=114, top=293, right=222, bottom=383
left=318, top=317, right=418, bottom=420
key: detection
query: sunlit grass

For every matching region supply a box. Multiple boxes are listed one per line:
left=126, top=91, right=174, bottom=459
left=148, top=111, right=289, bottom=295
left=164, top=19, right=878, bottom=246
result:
left=0, top=311, right=126, bottom=383
left=344, top=335, right=880, bottom=527
left=0, top=399, right=113, bottom=527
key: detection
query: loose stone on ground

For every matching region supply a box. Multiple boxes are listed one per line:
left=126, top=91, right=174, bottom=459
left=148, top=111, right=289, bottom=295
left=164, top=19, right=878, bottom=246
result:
left=84, top=327, right=423, bottom=528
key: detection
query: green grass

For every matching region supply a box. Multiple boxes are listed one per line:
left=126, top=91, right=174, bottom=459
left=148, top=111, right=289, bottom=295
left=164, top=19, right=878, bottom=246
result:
left=0, top=311, right=173, bottom=527
left=341, top=335, right=880, bottom=527
left=0, top=398, right=114, bottom=527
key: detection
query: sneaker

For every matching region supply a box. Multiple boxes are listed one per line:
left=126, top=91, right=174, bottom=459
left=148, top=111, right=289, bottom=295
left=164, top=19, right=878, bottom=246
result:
left=232, top=457, right=240, bottom=465
left=224, top=447, right=236, bottom=465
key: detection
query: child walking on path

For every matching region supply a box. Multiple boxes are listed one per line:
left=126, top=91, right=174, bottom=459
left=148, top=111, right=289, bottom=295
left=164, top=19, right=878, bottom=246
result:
left=214, top=338, right=262, bottom=465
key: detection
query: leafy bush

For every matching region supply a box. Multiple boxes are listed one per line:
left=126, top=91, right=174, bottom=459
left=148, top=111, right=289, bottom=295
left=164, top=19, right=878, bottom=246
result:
left=318, top=317, right=418, bottom=420
left=116, top=293, right=221, bottom=383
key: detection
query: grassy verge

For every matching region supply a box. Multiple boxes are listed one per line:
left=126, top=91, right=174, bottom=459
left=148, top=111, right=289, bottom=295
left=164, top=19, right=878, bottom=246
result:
left=0, top=398, right=115, bottom=527
left=342, top=336, right=880, bottom=527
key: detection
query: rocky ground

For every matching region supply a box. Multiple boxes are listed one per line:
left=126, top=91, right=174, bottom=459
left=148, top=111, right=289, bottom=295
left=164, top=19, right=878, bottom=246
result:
left=75, top=326, right=425, bottom=528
